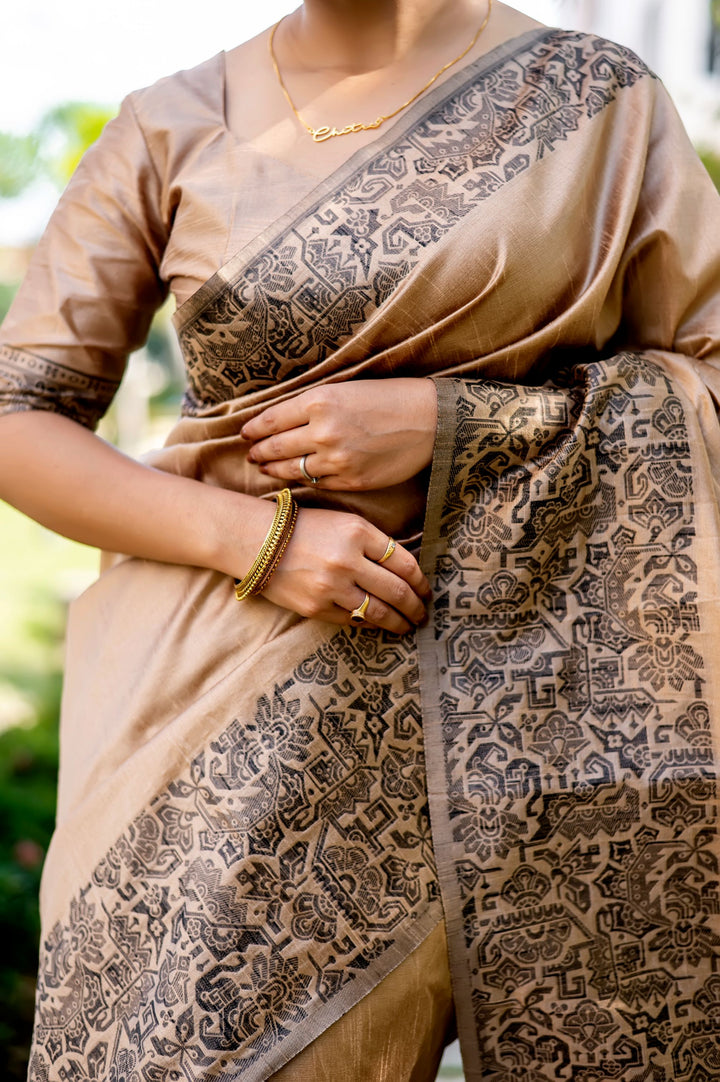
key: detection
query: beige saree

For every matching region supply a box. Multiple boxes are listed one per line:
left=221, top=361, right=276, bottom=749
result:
left=2, top=25, right=720, bottom=1082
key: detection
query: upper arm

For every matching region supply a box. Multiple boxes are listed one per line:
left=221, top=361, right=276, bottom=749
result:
left=613, top=82, right=720, bottom=366
left=0, top=94, right=170, bottom=430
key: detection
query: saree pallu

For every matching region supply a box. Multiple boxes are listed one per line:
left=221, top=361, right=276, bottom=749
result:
left=2, top=27, right=720, bottom=1082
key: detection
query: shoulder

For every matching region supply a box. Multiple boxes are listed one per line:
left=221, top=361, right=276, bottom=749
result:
left=485, top=25, right=659, bottom=120
left=523, top=27, right=654, bottom=84
left=56, top=51, right=228, bottom=232
left=101, top=51, right=228, bottom=191
left=125, top=51, right=227, bottom=144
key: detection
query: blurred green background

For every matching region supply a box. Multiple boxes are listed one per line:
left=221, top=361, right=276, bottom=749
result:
left=0, top=503, right=95, bottom=1077
left=0, top=102, right=184, bottom=1076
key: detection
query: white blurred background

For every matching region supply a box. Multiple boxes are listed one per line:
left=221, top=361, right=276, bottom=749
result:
left=2, top=1, right=717, bottom=131
left=2, top=0, right=719, bottom=245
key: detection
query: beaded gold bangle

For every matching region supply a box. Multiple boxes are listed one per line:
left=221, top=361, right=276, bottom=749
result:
left=234, top=488, right=298, bottom=600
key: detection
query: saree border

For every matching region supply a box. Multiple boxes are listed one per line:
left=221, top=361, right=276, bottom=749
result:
left=172, top=26, right=553, bottom=334
left=215, top=912, right=445, bottom=1082
left=418, top=362, right=720, bottom=1080
left=33, top=582, right=448, bottom=1080
left=417, top=379, right=477, bottom=1067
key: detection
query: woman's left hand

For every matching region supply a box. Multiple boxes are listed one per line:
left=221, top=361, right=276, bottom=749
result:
left=241, top=378, right=438, bottom=491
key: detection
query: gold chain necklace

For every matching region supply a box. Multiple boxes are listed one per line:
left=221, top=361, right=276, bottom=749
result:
left=268, top=0, right=493, bottom=143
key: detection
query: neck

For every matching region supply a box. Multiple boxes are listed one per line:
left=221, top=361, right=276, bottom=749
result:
left=285, top=0, right=485, bottom=73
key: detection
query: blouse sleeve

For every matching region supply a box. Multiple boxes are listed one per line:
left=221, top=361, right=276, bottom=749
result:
left=611, top=79, right=720, bottom=397
left=0, top=94, right=169, bottom=430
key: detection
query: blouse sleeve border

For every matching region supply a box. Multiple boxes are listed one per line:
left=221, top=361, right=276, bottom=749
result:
left=0, top=344, right=121, bottom=430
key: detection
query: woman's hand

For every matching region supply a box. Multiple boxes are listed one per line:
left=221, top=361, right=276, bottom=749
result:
left=0, top=414, right=428, bottom=635
left=241, top=378, right=438, bottom=490
left=260, top=507, right=430, bottom=635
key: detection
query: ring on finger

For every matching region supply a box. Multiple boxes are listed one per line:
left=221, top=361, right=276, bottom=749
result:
left=299, top=454, right=319, bottom=485
left=378, top=537, right=396, bottom=564
left=349, top=592, right=371, bottom=625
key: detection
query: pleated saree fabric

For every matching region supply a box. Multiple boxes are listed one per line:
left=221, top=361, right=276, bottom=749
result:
left=2, top=25, right=720, bottom=1082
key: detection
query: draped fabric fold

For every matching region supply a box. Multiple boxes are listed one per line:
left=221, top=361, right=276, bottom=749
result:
left=3, top=25, right=719, bottom=1082
left=419, top=362, right=720, bottom=1079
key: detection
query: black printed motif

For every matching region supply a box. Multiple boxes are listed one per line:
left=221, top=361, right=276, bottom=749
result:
left=0, top=345, right=119, bottom=430
left=420, top=357, right=720, bottom=1080
left=29, top=633, right=438, bottom=1080
left=176, top=32, right=649, bottom=414
left=27, top=28, right=712, bottom=1082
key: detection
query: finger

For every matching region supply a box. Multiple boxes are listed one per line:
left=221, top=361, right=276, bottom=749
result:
left=362, top=562, right=428, bottom=625
left=340, top=590, right=414, bottom=636
left=260, top=456, right=325, bottom=485
left=248, top=429, right=311, bottom=465
left=241, top=398, right=311, bottom=441
left=369, top=537, right=432, bottom=600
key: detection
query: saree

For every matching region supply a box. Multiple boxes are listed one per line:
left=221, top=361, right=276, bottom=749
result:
left=1, top=24, right=720, bottom=1082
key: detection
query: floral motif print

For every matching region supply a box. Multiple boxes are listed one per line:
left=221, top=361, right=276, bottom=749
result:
left=420, top=357, right=719, bottom=1079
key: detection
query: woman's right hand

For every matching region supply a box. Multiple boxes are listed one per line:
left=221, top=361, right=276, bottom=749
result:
left=259, top=508, right=431, bottom=635
left=0, top=414, right=429, bottom=635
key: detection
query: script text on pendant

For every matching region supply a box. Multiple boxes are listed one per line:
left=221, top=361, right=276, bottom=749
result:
left=310, top=118, right=386, bottom=142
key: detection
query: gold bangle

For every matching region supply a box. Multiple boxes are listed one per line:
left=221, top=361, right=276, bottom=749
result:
left=235, top=489, right=292, bottom=595
left=234, top=489, right=298, bottom=600
left=247, top=499, right=298, bottom=596
left=235, top=498, right=295, bottom=599
left=235, top=493, right=295, bottom=599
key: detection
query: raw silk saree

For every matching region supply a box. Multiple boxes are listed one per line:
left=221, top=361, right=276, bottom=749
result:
left=6, top=26, right=720, bottom=1082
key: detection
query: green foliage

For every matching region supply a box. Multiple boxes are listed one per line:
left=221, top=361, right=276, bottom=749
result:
left=39, top=101, right=117, bottom=188
left=0, top=628, right=64, bottom=1078
left=0, top=282, right=19, bottom=324
left=0, top=100, right=117, bottom=202
left=0, top=501, right=97, bottom=1077
left=0, top=700, right=61, bottom=1079
left=700, top=148, right=720, bottom=192
left=0, top=133, right=39, bottom=199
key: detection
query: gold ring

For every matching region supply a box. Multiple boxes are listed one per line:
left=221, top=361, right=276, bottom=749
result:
left=378, top=537, right=396, bottom=564
left=299, top=454, right=319, bottom=485
left=349, top=592, right=371, bottom=625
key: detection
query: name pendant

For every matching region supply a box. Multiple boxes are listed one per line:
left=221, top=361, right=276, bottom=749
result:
left=310, top=117, right=385, bottom=143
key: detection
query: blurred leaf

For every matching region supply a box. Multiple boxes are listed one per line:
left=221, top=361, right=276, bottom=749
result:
left=0, top=133, right=39, bottom=198
left=39, top=101, right=117, bottom=187
left=700, top=148, right=720, bottom=192
left=0, top=676, right=62, bottom=1081
left=0, top=283, right=19, bottom=323
left=0, top=500, right=97, bottom=1078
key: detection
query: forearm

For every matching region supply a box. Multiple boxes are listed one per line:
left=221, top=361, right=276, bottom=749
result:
left=0, top=409, right=432, bottom=634
left=0, top=410, right=273, bottom=578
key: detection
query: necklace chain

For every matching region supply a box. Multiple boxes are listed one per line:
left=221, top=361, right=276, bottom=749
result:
left=268, top=0, right=493, bottom=143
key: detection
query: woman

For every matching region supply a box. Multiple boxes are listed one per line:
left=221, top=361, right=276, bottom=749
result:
left=2, top=0, right=720, bottom=1078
